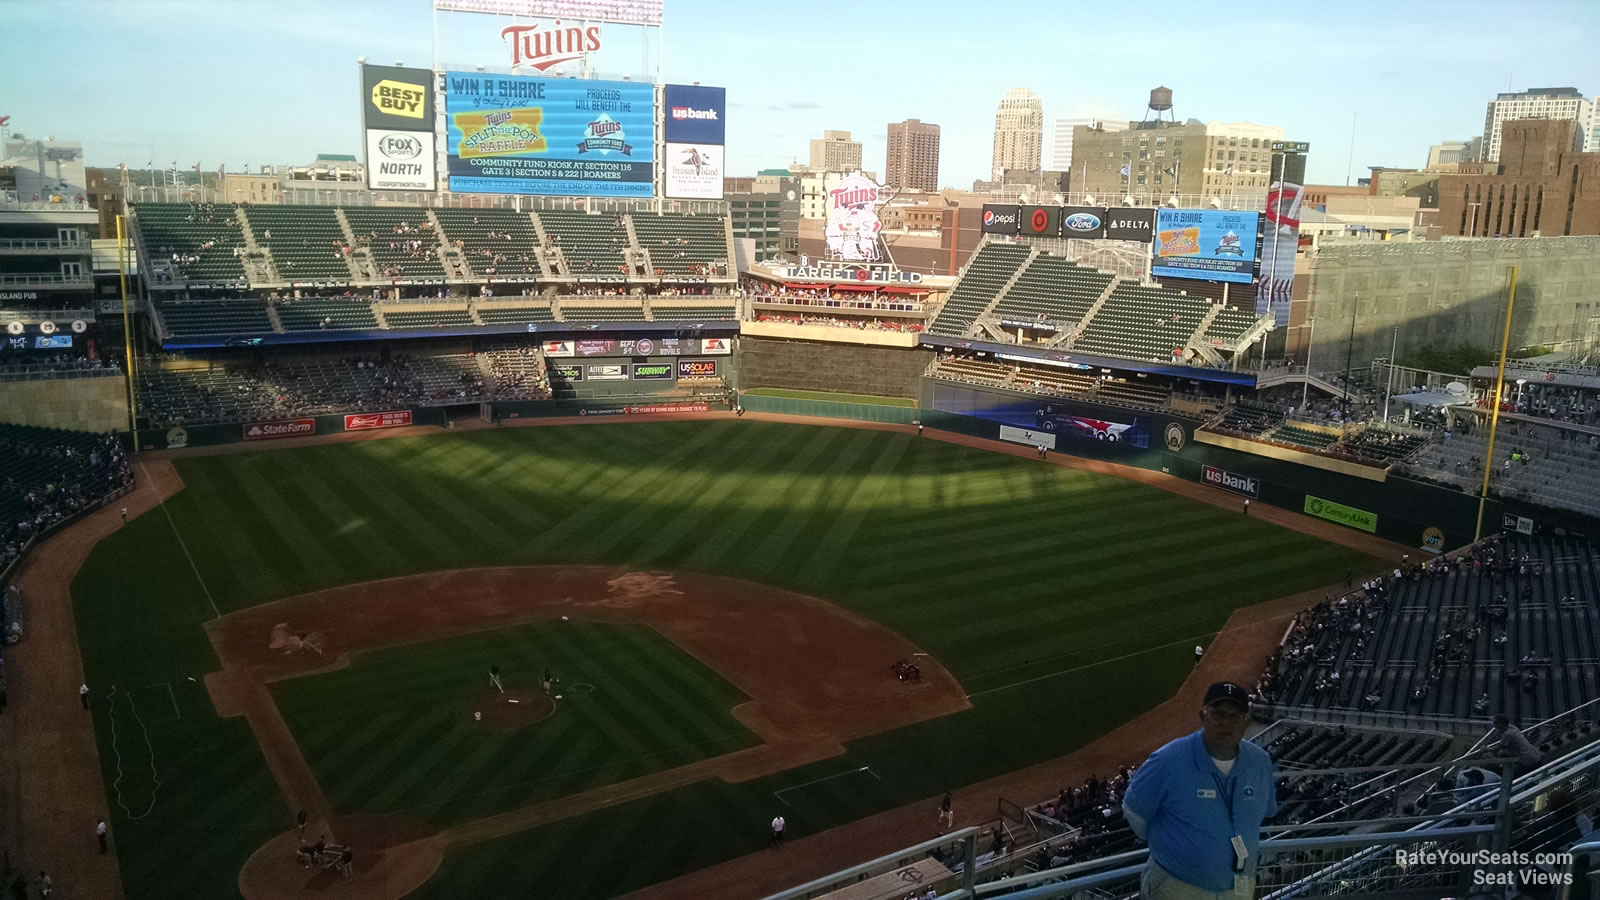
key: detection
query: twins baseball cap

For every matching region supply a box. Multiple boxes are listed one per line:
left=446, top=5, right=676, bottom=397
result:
left=1204, top=682, right=1250, bottom=710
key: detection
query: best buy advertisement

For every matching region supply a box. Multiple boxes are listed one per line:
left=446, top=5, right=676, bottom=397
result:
left=444, top=72, right=655, bottom=197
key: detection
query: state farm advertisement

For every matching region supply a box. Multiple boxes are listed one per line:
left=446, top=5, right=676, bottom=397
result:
left=243, top=418, right=315, bottom=441
left=345, top=410, right=413, bottom=431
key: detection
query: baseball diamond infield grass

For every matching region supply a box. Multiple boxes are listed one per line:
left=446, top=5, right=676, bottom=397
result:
left=71, top=420, right=1379, bottom=899
left=742, top=387, right=917, bottom=407
left=273, top=621, right=759, bottom=827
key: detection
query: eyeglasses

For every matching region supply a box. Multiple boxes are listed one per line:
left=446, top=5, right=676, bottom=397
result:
left=1206, top=705, right=1249, bottom=723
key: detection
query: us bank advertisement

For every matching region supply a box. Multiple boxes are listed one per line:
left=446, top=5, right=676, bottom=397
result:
left=444, top=72, right=656, bottom=196
left=1153, top=209, right=1260, bottom=284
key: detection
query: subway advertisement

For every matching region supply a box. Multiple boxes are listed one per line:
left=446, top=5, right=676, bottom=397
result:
left=444, top=71, right=655, bottom=196
left=1153, top=209, right=1260, bottom=284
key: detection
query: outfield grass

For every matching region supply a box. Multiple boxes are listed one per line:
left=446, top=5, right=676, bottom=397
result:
left=743, top=386, right=916, bottom=407
left=72, top=421, right=1379, bottom=899
left=274, top=621, right=757, bottom=826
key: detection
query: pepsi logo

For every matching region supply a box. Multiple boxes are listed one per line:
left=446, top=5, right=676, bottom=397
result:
left=983, top=210, right=996, bottom=226
left=1065, top=212, right=1102, bottom=232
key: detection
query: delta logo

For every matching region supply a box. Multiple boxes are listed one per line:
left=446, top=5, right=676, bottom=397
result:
left=670, top=106, right=718, bottom=121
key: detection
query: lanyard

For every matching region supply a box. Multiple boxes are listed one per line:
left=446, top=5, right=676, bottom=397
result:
left=1213, top=771, right=1236, bottom=832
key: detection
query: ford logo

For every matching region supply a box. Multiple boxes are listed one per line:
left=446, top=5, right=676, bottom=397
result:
left=1065, top=212, right=1102, bottom=232
left=379, top=135, right=423, bottom=159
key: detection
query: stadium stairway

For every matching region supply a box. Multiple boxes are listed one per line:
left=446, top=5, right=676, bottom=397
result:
left=926, top=242, right=1034, bottom=336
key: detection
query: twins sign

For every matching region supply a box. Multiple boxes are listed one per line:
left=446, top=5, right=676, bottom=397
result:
left=826, top=173, right=885, bottom=262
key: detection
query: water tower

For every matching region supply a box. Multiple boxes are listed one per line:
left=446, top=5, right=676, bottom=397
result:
left=1143, top=86, right=1175, bottom=124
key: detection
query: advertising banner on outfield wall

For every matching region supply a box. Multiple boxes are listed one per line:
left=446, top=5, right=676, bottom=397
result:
left=677, top=359, right=718, bottom=379
left=1260, top=145, right=1307, bottom=326
left=542, top=340, right=575, bottom=357
left=1105, top=208, right=1156, bottom=243
left=444, top=71, right=656, bottom=197
left=365, top=130, right=437, bottom=191
left=1153, top=209, right=1260, bottom=284
left=663, top=84, right=726, bottom=144
left=361, top=64, right=435, bottom=131
left=243, top=418, right=315, bottom=441
left=1060, top=206, right=1106, bottom=239
left=698, top=336, right=732, bottom=355
left=586, top=364, right=628, bottom=380
left=345, top=410, right=413, bottom=431
left=1202, top=464, right=1260, bottom=497
left=999, top=424, right=1057, bottom=450
left=1020, top=205, right=1062, bottom=237
left=632, top=362, right=675, bottom=380
left=664, top=142, right=724, bottom=199
left=550, top=363, right=583, bottom=381
left=981, top=204, right=1021, bottom=235
left=1304, top=494, right=1377, bottom=533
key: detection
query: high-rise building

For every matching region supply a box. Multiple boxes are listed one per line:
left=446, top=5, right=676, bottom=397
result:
left=885, top=119, right=941, bottom=193
left=1048, top=117, right=1127, bottom=174
left=990, top=88, right=1043, bottom=182
left=1481, top=88, right=1593, bottom=162
left=1426, top=140, right=1475, bottom=169
left=808, top=130, right=862, bottom=172
left=1442, top=118, right=1600, bottom=237
left=1070, top=119, right=1283, bottom=202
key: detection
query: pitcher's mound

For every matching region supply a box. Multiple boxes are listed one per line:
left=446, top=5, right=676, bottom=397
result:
left=468, top=689, right=555, bottom=731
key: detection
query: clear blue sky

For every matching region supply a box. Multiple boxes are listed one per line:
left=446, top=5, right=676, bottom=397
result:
left=7, top=0, right=1597, bottom=188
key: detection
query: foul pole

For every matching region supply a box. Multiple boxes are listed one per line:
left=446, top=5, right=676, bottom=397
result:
left=1473, top=265, right=1518, bottom=542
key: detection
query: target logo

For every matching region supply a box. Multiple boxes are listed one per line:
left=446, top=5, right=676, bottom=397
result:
left=1029, top=208, right=1053, bottom=234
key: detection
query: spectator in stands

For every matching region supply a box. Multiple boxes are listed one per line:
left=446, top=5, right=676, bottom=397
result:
left=1489, top=714, right=1542, bottom=772
left=1123, top=682, right=1277, bottom=900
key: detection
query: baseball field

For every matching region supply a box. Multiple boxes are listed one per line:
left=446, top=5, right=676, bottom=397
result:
left=67, top=418, right=1379, bottom=898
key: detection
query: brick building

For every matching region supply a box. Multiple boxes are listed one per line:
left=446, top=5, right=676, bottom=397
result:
left=1439, top=119, right=1600, bottom=237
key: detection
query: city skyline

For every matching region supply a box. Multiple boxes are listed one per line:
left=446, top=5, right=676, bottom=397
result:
left=5, top=0, right=1599, bottom=190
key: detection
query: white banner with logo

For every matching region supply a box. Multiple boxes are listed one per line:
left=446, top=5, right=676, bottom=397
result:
left=664, top=142, right=724, bottom=199
left=998, top=425, right=1056, bottom=450
left=365, top=129, right=437, bottom=191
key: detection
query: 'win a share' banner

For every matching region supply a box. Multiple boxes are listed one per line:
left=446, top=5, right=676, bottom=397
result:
left=444, top=72, right=655, bottom=197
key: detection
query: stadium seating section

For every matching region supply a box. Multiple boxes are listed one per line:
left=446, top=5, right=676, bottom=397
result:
left=133, top=203, right=248, bottom=282
left=650, top=304, right=738, bottom=321
left=156, top=299, right=273, bottom=337
left=560, top=304, right=644, bottom=323
left=0, top=425, right=132, bottom=573
left=1202, top=304, right=1264, bottom=345
left=383, top=308, right=476, bottom=329
left=244, top=206, right=355, bottom=281
left=432, top=208, right=542, bottom=278
left=1272, top=424, right=1340, bottom=451
left=928, top=243, right=1033, bottom=336
left=630, top=213, right=730, bottom=276
left=1408, top=419, right=1600, bottom=518
left=992, top=255, right=1114, bottom=327
left=1071, top=283, right=1210, bottom=363
left=534, top=209, right=631, bottom=277
left=1260, top=535, right=1600, bottom=724
left=136, top=352, right=552, bottom=427
left=274, top=298, right=379, bottom=332
left=342, top=208, right=445, bottom=280
left=475, top=304, right=556, bottom=324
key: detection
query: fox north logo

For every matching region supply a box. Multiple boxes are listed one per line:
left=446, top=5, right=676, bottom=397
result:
left=577, top=115, right=631, bottom=156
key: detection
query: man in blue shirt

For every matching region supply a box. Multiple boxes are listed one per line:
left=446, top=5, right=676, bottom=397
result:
left=1123, top=682, right=1277, bottom=899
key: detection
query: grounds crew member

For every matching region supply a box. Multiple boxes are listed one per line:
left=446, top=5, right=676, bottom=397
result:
left=1123, top=682, right=1276, bottom=899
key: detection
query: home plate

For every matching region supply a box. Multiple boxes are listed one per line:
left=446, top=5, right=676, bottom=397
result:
left=508, top=699, right=520, bottom=704
left=555, top=695, right=563, bottom=700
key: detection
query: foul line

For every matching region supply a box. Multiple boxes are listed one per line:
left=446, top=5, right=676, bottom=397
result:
left=965, top=633, right=1218, bottom=700
left=107, top=687, right=163, bottom=821
left=773, top=765, right=879, bottom=806
left=140, top=461, right=220, bottom=619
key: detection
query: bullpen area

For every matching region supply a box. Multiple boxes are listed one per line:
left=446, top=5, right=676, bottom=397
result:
left=64, top=419, right=1378, bottom=898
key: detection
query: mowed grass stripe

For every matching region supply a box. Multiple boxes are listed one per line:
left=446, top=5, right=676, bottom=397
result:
left=308, top=446, right=466, bottom=576
left=801, top=434, right=913, bottom=584
left=518, top=423, right=734, bottom=558
left=679, top=424, right=851, bottom=571
left=250, top=450, right=405, bottom=575
left=580, top=626, right=746, bottom=763
left=618, top=426, right=841, bottom=569
left=225, top=452, right=350, bottom=587
left=163, top=461, right=281, bottom=610
left=737, top=428, right=887, bottom=579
